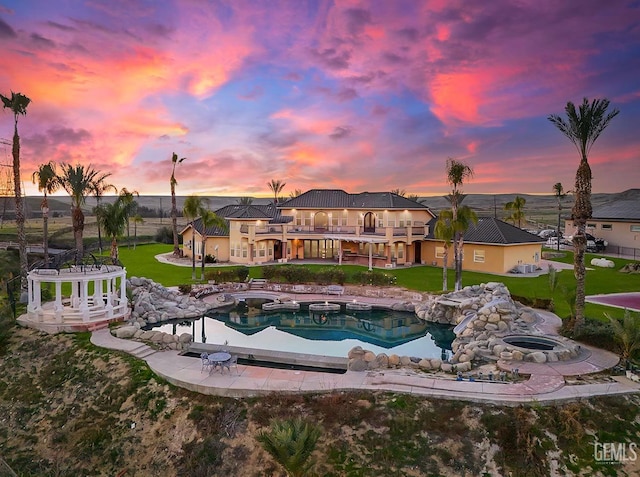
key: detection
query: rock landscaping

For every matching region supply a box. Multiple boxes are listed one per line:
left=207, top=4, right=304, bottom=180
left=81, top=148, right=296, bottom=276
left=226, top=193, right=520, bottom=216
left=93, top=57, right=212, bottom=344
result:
left=127, top=276, right=214, bottom=327
left=348, top=281, right=582, bottom=372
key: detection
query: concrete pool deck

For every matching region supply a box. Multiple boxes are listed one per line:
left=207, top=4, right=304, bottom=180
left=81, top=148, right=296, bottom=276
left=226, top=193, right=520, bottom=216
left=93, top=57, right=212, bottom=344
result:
left=89, top=306, right=640, bottom=405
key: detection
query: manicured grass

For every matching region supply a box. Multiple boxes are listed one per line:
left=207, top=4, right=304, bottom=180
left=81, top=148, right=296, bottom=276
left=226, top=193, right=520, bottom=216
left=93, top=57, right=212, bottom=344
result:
left=116, top=244, right=640, bottom=322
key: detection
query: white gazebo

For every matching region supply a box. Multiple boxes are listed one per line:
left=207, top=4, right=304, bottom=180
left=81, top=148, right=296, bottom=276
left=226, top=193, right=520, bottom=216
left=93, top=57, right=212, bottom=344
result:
left=18, top=264, right=129, bottom=333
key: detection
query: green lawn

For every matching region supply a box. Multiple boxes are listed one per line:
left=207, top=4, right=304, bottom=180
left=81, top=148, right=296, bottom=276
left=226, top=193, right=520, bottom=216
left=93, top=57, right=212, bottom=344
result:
left=116, top=244, right=640, bottom=322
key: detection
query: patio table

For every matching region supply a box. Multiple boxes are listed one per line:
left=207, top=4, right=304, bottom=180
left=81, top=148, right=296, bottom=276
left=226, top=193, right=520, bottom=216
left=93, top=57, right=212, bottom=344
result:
left=207, top=352, right=231, bottom=373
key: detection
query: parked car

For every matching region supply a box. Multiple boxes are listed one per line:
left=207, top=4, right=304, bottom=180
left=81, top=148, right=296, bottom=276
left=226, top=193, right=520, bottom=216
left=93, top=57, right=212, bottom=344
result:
left=586, top=234, right=608, bottom=253
left=538, top=229, right=558, bottom=239
left=545, top=237, right=570, bottom=248
left=565, top=233, right=608, bottom=252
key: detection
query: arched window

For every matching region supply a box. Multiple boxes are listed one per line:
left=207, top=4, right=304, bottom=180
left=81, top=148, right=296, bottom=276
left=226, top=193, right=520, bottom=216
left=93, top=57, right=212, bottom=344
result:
left=314, top=211, right=329, bottom=232
left=364, top=212, right=376, bottom=233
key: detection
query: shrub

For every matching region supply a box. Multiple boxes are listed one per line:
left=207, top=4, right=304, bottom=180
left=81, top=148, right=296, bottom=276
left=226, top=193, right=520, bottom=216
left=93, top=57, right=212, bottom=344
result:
left=204, top=267, right=250, bottom=283
left=204, top=254, right=217, bottom=264
left=154, top=226, right=176, bottom=244
left=178, top=284, right=193, bottom=294
left=353, top=270, right=396, bottom=286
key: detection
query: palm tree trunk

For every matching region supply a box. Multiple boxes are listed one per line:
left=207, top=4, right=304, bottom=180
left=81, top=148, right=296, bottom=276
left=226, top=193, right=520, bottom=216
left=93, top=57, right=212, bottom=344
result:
left=110, top=237, right=119, bottom=265
left=171, top=185, right=180, bottom=257
left=96, top=197, right=103, bottom=254
left=43, top=208, right=49, bottom=266
left=572, top=157, right=592, bottom=333
left=201, top=236, right=206, bottom=280
left=11, top=125, right=28, bottom=292
left=442, top=248, right=448, bottom=291
left=73, top=207, right=85, bottom=262
left=191, top=234, right=196, bottom=280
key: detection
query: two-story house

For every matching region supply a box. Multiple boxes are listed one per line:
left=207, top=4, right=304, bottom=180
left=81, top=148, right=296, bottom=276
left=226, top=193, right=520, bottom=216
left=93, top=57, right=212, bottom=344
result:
left=180, top=189, right=435, bottom=269
left=180, top=188, right=544, bottom=274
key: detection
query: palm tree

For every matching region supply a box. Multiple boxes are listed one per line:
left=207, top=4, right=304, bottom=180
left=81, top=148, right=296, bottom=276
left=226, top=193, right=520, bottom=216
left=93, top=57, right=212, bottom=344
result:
left=132, top=214, right=144, bottom=250
left=391, top=188, right=406, bottom=197
left=552, top=183, right=570, bottom=251
left=90, top=173, right=117, bottom=254
left=289, top=189, right=302, bottom=199
left=57, top=163, right=100, bottom=261
left=548, top=98, right=619, bottom=332
left=170, top=152, right=186, bottom=257
left=434, top=209, right=454, bottom=291
left=267, top=179, right=286, bottom=204
left=97, top=199, right=127, bottom=264
left=445, top=158, right=474, bottom=291
left=256, top=418, right=321, bottom=477
left=1, top=91, right=31, bottom=291
left=605, top=310, right=640, bottom=366
left=237, top=196, right=253, bottom=205
left=504, top=195, right=526, bottom=228
left=183, top=195, right=206, bottom=280
left=118, top=188, right=139, bottom=248
left=199, top=209, right=227, bottom=280
left=31, top=161, right=59, bottom=267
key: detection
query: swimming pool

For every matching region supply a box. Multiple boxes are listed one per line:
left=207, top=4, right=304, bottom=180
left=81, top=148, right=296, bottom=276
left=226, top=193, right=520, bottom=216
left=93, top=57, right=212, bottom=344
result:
left=147, top=302, right=454, bottom=359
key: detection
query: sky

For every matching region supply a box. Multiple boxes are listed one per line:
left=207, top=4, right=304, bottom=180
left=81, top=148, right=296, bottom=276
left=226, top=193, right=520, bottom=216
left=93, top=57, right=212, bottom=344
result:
left=1, top=0, right=639, bottom=198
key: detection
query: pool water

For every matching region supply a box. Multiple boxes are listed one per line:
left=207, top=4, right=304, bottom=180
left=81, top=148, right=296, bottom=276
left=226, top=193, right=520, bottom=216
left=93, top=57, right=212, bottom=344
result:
left=148, top=303, right=454, bottom=359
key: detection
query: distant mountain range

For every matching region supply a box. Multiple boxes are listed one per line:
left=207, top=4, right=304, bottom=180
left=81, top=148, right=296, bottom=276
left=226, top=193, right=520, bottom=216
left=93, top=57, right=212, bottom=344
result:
left=2, top=189, right=639, bottom=219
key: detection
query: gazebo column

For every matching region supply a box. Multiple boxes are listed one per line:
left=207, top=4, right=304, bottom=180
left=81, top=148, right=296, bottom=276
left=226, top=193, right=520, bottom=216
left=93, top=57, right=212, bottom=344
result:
left=119, top=275, right=127, bottom=310
left=54, top=281, right=63, bottom=322
left=368, top=243, right=373, bottom=271
left=105, top=278, right=114, bottom=317
left=93, top=278, right=104, bottom=308
left=27, top=278, right=36, bottom=313
left=338, top=241, right=343, bottom=265
left=80, top=279, right=90, bottom=321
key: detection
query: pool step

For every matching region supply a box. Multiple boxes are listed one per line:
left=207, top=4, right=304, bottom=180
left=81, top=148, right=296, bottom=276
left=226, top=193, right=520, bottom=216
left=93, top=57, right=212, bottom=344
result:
left=249, top=278, right=268, bottom=289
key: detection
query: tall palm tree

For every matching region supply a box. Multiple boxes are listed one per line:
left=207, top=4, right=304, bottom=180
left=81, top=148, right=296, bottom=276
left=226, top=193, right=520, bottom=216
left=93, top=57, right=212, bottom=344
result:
left=267, top=179, right=286, bottom=204
left=552, top=182, right=570, bottom=251
left=199, top=209, right=227, bottom=280
left=57, top=163, right=100, bottom=261
left=97, top=199, right=127, bottom=265
left=445, top=158, right=474, bottom=291
left=170, top=152, right=186, bottom=257
left=31, top=161, right=59, bottom=267
left=434, top=209, right=454, bottom=291
left=183, top=194, right=206, bottom=280
left=118, top=188, right=139, bottom=248
left=548, top=98, right=619, bottom=332
left=1, top=91, right=31, bottom=291
left=504, top=195, right=526, bottom=228
left=90, top=172, right=117, bottom=254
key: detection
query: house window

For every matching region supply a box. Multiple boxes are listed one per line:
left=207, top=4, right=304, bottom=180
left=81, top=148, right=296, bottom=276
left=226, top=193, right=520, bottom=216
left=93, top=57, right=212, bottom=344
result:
left=631, top=225, right=640, bottom=232
left=397, top=243, right=404, bottom=259
left=474, top=250, right=485, bottom=263
left=387, top=216, right=396, bottom=227
left=601, top=224, right=612, bottom=230
left=435, top=247, right=445, bottom=258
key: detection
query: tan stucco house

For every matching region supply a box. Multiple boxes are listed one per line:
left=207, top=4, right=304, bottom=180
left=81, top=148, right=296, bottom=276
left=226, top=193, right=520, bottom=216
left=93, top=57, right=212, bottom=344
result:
left=180, top=189, right=544, bottom=274
left=564, top=198, right=640, bottom=255
left=424, top=217, right=545, bottom=274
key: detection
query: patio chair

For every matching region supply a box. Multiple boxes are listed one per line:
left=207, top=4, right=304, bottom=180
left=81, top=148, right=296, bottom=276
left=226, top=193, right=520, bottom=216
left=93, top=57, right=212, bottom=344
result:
left=200, top=352, right=213, bottom=373
left=221, top=355, right=239, bottom=374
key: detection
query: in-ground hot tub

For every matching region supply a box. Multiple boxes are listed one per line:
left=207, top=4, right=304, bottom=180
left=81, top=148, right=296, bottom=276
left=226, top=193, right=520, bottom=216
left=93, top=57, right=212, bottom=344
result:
left=493, top=334, right=582, bottom=363
left=503, top=335, right=559, bottom=351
